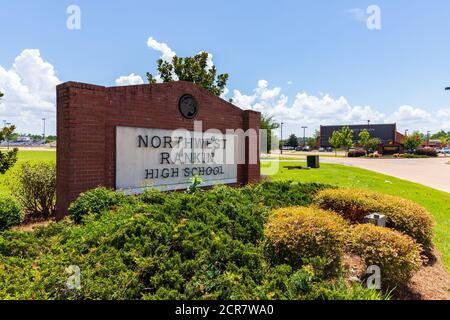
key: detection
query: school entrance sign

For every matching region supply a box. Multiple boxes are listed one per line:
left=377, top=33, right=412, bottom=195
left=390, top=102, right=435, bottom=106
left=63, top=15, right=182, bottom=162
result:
left=56, top=81, right=260, bottom=218
left=116, top=126, right=238, bottom=193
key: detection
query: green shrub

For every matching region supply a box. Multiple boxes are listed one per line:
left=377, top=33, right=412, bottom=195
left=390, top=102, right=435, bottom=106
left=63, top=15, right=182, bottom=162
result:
left=68, top=187, right=128, bottom=223
left=8, top=161, right=56, bottom=218
left=313, top=188, right=434, bottom=249
left=0, top=197, right=23, bottom=231
left=0, top=148, right=18, bottom=174
left=264, top=206, right=349, bottom=275
left=349, top=224, right=422, bottom=289
left=348, top=150, right=366, bottom=158
left=139, top=188, right=165, bottom=205
left=0, top=182, right=352, bottom=300
left=415, top=147, right=437, bottom=157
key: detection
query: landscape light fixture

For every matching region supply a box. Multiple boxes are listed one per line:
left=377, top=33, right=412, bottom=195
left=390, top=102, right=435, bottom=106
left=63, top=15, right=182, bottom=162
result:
left=302, top=126, right=308, bottom=147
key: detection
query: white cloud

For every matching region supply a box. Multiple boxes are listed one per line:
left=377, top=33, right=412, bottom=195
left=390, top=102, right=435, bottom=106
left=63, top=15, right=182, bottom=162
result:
left=0, top=49, right=60, bottom=135
left=146, top=37, right=176, bottom=62
left=115, top=73, right=144, bottom=86
left=231, top=80, right=450, bottom=136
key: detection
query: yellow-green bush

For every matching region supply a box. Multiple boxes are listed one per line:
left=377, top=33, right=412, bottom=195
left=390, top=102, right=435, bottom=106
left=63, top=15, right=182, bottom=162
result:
left=313, top=189, right=433, bottom=249
left=349, top=224, right=422, bottom=289
left=264, top=207, right=349, bottom=275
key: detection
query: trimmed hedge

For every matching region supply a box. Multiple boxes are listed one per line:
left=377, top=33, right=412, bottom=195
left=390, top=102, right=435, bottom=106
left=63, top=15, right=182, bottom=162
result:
left=0, top=197, right=23, bottom=231
left=415, top=147, right=438, bottom=157
left=313, top=188, right=434, bottom=249
left=348, top=150, right=366, bottom=158
left=264, top=207, right=349, bottom=275
left=349, top=224, right=422, bottom=289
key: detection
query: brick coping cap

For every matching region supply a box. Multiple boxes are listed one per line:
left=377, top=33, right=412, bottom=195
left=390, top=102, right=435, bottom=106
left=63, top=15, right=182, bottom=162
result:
left=57, top=80, right=260, bottom=116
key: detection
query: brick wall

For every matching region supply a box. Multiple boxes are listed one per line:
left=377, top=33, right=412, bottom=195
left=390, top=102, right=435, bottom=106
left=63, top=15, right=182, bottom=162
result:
left=56, top=81, right=261, bottom=219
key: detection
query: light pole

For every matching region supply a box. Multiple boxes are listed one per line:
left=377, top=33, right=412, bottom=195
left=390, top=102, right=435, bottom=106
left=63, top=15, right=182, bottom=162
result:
left=405, top=129, right=409, bottom=137
left=280, top=122, right=284, bottom=155
left=42, top=118, right=46, bottom=141
left=367, top=120, right=371, bottom=126
left=302, top=126, right=308, bottom=148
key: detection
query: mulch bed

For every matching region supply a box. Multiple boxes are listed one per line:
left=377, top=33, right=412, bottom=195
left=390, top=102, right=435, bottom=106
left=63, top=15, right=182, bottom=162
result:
left=344, top=249, right=450, bottom=300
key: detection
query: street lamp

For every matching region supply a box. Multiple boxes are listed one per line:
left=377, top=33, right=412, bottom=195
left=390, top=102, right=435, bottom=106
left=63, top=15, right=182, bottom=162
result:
left=280, top=122, right=284, bottom=155
left=42, top=118, right=46, bottom=140
left=367, top=120, right=371, bottom=126
left=302, top=126, right=308, bottom=148
left=404, top=129, right=409, bottom=137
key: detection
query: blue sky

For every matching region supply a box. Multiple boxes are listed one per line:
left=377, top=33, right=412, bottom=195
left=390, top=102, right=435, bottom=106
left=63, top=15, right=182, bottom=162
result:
left=1, top=0, right=450, bottom=136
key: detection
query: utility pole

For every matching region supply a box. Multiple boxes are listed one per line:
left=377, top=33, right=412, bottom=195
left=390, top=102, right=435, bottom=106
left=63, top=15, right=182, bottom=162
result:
left=280, top=122, right=284, bottom=155
left=302, top=126, right=308, bottom=148
left=42, top=118, right=46, bottom=141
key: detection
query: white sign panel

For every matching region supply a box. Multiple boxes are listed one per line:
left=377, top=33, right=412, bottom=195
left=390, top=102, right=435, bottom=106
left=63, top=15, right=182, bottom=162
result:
left=116, top=126, right=238, bottom=193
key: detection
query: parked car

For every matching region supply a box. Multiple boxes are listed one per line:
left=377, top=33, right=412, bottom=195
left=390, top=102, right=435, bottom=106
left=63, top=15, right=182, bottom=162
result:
left=319, top=147, right=325, bottom=152
left=442, top=147, right=450, bottom=154
left=296, top=146, right=311, bottom=152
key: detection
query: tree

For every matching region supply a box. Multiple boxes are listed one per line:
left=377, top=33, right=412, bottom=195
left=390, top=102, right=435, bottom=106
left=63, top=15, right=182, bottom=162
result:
left=431, top=130, right=450, bottom=140
left=0, top=91, right=3, bottom=99
left=366, top=138, right=381, bottom=153
left=146, top=52, right=229, bottom=96
left=260, top=115, right=280, bottom=154
left=440, top=135, right=449, bottom=157
left=340, top=126, right=354, bottom=156
left=404, top=131, right=424, bottom=152
left=307, top=130, right=320, bottom=149
left=328, top=126, right=354, bottom=157
left=0, top=124, right=19, bottom=174
left=358, top=129, right=381, bottom=153
left=286, top=134, right=299, bottom=148
left=328, top=131, right=341, bottom=157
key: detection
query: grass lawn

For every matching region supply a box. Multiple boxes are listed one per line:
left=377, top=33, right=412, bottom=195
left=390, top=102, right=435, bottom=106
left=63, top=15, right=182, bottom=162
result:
left=0, top=150, right=56, bottom=195
left=262, top=160, right=450, bottom=271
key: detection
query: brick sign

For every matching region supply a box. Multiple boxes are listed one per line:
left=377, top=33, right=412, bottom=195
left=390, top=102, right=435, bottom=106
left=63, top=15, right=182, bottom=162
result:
left=56, top=81, right=261, bottom=219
